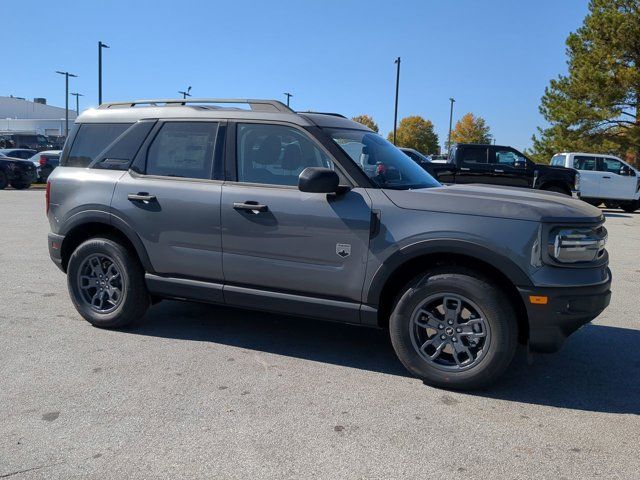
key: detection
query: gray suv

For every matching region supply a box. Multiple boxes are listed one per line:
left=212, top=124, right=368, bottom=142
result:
left=46, top=98, right=611, bottom=390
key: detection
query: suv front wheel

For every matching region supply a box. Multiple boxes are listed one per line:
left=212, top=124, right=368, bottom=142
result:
left=389, top=268, right=517, bottom=390
left=67, top=237, right=150, bottom=328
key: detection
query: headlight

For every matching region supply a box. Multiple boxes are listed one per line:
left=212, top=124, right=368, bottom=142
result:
left=548, top=226, right=607, bottom=263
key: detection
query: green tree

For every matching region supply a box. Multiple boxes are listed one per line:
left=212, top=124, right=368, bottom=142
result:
left=450, top=113, right=492, bottom=145
left=351, top=114, right=379, bottom=133
left=387, top=115, right=439, bottom=154
left=531, top=0, right=640, bottom=166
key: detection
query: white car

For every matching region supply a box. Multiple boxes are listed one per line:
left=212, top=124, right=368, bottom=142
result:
left=550, top=152, right=639, bottom=212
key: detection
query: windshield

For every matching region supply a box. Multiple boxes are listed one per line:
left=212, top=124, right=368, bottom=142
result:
left=325, top=128, right=441, bottom=190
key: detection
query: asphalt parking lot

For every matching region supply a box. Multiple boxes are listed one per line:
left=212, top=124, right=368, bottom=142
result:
left=0, top=190, right=638, bottom=479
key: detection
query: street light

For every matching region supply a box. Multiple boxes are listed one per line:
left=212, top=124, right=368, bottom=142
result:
left=55, top=70, right=77, bottom=136
left=98, top=41, right=110, bottom=105
left=447, top=97, right=456, bottom=152
left=70, top=92, right=84, bottom=115
left=178, top=86, right=192, bottom=99
left=283, top=92, right=293, bottom=107
left=393, top=57, right=401, bottom=145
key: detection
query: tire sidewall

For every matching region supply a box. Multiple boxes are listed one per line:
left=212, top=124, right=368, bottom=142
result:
left=390, top=272, right=517, bottom=390
left=67, top=238, right=142, bottom=328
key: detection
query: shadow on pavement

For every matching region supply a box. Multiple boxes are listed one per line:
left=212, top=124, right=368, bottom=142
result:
left=130, top=301, right=640, bottom=414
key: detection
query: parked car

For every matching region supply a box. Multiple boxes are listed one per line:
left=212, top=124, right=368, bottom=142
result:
left=46, top=98, right=611, bottom=390
left=550, top=152, right=639, bottom=213
left=399, top=147, right=432, bottom=166
left=27, top=150, right=61, bottom=182
left=0, top=148, right=37, bottom=160
left=425, top=143, right=579, bottom=195
left=0, top=152, right=37, bottom=189
left=0, top=133, right=51, bottom=150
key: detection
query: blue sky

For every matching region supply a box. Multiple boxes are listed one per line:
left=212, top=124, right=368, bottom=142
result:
left=1, top=0, right=588, bottom=151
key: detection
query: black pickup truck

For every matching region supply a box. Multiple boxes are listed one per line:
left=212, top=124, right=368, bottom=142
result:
left=422, top=143, right=578, bottom=195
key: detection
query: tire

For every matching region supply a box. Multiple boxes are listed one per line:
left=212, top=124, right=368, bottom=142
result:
left=10, top=181, right=31, bottom=190
left=584, top=199, right=602, bottom=207
left=540, top=185, right=569, bottom=195
left=0, top=171, right=7, bottom=190
left=621, top=201, right=639, bottom=213
left=67, top=237, right=150, bottom=328
left=389, top=268, right=518, bottom=390
left=604, top=201, right=619, bottom=209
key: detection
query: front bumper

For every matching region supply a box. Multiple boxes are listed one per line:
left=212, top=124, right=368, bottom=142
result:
left=518, top=270, right=612, bottom=353
left=48, top=232, right=65, bottom=271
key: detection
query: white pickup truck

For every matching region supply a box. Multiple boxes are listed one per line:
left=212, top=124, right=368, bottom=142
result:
left=550, top=152, right=640, bottom=212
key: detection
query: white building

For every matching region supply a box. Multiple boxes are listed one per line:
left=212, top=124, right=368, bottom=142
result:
left=0, top=96, right=77, bottom=136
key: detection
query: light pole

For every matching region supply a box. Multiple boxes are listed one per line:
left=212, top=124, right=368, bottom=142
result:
left=447, top=97, right=456, bottom=152
left=98, top=41, right=109, bottom=105
left=70, top=92, right=84, bottom=115
left=178, top=86, right=192, bottom=99
left=56, top=70, right=77, bottom=136
left=283, top=92, right=293, bottom=107
left=393, top=57, right=401, bottom=145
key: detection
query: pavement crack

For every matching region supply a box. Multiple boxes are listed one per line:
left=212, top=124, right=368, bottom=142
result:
left=0, top=461, right=65, bottom=478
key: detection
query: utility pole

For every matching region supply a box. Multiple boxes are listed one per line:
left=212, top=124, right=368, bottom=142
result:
left=393, top=57, right=401, bottom=145
left=98, top=41, right=110, bottom=105
left=178, top=86, right=192, bottom=99
left=283, top=92, right=293, bottom=107
left=70, top=92, right=84, bottom=115
left=56, top=70, right=77, bottom=136
left=447, top=97, right=456, bottom=152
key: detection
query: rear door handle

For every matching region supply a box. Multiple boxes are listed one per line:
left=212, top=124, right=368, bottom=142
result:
left=460, top=167, right=470, bottom=171
left=602, top=176, right=611, bottom=179
left=494, top=169, right=505, bottom=173
left=128, top=193, right=157, bottom=203
left=233, top=201, right=269, bottom=213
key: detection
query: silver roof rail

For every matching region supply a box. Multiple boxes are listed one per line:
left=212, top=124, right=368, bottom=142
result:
left=98, top=98, right=294, bottom=113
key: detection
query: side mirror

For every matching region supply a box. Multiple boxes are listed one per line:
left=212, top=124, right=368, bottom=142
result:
left=299, top=167, right=340, bottom=193
left=620, top=165, right=633, bottom=176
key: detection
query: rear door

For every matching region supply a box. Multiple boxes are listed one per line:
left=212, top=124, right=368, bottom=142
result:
left=455, top=145, right=492, bottom=184
left=111, top=120, right=225, bottom=294
left=597, top=156, right=636, bottom=200
left=572, top=155, right=600, bottom=198
left=220, top=122, right=372, bottom=319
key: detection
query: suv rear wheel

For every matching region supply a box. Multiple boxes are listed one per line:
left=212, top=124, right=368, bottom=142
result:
left=67, top=237, right=150, bottom=328
left=389, top=268, right=517, bottom=390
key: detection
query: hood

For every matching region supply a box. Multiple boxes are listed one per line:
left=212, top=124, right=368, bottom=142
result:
left=383, top=184, right=603, bottom=223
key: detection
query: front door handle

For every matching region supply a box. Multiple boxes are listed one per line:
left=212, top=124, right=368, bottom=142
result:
left=233, top=201, right=269, bottom=213
left=460, top=167, right=471, bottom=171
left=602, top=176, right=611, bottom=179
left=494, top=169, right=505, bottom=173
left=128, top=193, right=157, bottom=203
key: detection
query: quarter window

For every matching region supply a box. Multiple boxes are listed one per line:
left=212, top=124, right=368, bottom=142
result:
left=550, top=154, right=566, bottom=166
left=146, top=122, right=218, bottom=179
left=236, top=123, right=333, bottom=186
left=66, top=123, right=132, bottom=167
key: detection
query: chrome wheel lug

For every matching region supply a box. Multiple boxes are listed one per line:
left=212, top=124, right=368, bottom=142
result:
left=452, top=337, right=457, bottom=342
left=438, top=324, right=444, bottom=330
left=440, top=334, right=447, bottom=340
left=456, top=327, right=462, bottom=333
left=447, top=320, right=453, bottom=325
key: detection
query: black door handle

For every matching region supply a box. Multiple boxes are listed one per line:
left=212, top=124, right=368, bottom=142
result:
left=128, top=193, right=157, bottom=203
left=602, top=176, right=611, bottom=179
left=233, top=201, right=269, bottom=213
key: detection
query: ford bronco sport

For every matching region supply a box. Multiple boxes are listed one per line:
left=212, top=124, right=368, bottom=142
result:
left=46, top=98, right=611, bottom=390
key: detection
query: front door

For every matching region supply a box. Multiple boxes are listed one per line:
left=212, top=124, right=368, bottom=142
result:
left=111, top=121, right=225, bottom=290
left=597, top=157, right=637, bottom=200
left=221, top=122, right=372, bottom=317
left=454, top=145, right=493, bottom=184
left=489, top=147, right=533, bottom=188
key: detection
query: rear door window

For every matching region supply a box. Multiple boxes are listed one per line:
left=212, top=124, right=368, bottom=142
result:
left=145, top=122, right=219, bottom=179
left=573, top=156, right=597, bottom=171
left=65, top=123, right=132, bottom=167
left=459, top=146, right=488, bottom=165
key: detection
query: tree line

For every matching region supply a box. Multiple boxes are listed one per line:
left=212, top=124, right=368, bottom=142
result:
left=530, top=0, right=639, bottom=165
left=351, top=112, right=492, bottom=155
